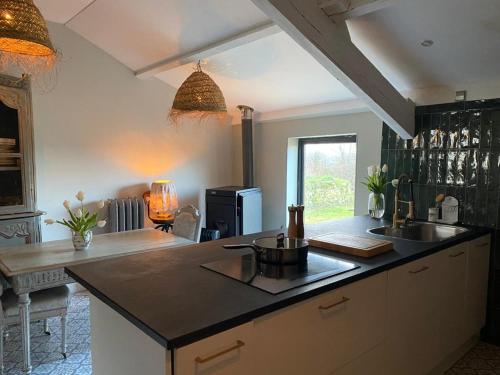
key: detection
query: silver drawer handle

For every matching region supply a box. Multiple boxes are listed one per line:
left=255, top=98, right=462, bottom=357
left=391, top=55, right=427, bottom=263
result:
left=409, top=266, right=429, bottom=274
left=477, top=242, right=489, bottom=248
left=195, top=340, right=245, bottom=364
left=449, top=251, right=465, bottom=258
left=318, top=296, right=350, bottom=311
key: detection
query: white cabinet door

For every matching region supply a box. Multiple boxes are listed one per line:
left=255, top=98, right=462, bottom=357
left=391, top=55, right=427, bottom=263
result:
left=175, top=322, right=255, bottom=375
left=254, top=272, right=387, bottom=375
left=464, top=235, right=491, bottom=339
left=436, top=243, right=468, bottom=358
left=386, top=252, right=444, bottom=375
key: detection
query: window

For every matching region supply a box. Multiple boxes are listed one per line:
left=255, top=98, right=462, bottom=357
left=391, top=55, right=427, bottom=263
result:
left=298, top=135, right=357, bottom=224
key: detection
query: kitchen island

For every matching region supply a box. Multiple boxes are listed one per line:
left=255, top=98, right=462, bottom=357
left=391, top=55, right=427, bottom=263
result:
left=66, top=216, right=492, bottom=375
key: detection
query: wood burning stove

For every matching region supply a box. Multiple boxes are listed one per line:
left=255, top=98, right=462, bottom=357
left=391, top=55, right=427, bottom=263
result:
left=205, top=186, right=262, bottom=238
left=206, top=105, right=262, bottom=238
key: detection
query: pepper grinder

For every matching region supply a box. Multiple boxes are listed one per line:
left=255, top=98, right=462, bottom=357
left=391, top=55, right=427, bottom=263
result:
left=296, top=205, right=305, bottom=239
left=288, top=205, right=297, bottom=239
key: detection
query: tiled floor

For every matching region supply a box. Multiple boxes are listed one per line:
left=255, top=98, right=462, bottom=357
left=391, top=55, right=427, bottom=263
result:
left=2, top=293, right=500, bottom=374
left=4, top=294, right=91, bottom=375
left=446, top=341, right=500, bottom=374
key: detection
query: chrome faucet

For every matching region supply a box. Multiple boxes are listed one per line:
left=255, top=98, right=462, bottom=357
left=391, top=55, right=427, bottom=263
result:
left=393, top=173, right=415, bottom=229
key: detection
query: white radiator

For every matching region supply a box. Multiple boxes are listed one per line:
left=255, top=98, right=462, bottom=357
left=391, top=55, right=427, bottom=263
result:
left=108, top=198, right=145, bottom=232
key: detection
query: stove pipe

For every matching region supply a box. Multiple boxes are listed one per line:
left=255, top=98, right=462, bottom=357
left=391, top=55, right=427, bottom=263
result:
left=238, top=105, right=254, bottom=187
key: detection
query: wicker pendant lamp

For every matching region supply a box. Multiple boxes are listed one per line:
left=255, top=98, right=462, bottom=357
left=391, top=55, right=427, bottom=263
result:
left=169, top=62, right=227, bottom=120
left=0, top=0, right=56, bottom=73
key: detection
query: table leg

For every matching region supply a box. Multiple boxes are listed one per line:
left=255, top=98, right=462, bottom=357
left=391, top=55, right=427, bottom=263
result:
left=19, top=293, right=31, bottom=375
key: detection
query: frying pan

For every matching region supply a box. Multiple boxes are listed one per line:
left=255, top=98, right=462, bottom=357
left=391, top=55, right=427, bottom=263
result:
left=223, top=233, right=309, bottom=265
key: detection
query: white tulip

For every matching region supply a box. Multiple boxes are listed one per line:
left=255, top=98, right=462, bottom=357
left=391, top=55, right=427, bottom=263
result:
left=75, top=208, right=83, bottom=218
left=375, top=165, right=381, bottom=174
left=97, top=220, right=106, bottom=228
left=392, top=179, right=399, bottom=188
left=97, top=200, right=105, bottom=209
left=75, top=190, right=85, bottom=202
left=367, top=166, right=374, bottom=176
left=63, top=200, right=71, bottom=210
left=44, top=218, right=55, bottom=225
left=382, top=164, right=388, bottom=173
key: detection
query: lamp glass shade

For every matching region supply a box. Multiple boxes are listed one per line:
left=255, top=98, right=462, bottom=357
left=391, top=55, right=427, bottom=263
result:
left=149, top=180, right=179, bottom=221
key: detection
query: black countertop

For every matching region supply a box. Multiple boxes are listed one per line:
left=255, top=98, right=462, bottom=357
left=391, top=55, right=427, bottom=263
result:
left=65, top=216, right=491, bottom=350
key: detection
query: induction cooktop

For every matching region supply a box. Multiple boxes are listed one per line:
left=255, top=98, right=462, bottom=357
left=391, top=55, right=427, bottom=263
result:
left=201, top=252, right=359, bottom=295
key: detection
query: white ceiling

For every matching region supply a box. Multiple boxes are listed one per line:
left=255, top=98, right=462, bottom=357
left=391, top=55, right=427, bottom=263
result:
left=64, top=0, right=270, bottom=71
left=34, top=0, right=500, bottom=115
left=156, top=32, right=355, bottom=112
left=35, top=0, right=94, bottom=24
left=348, top=0, right=500, bottom=91
left=34, top=0, right=354, bottom=114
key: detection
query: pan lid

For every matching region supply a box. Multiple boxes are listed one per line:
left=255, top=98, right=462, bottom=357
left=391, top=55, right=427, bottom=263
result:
left=253, top=233, right=308, bottom=250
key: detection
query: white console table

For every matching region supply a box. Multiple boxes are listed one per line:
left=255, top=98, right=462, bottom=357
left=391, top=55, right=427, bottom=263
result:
left=0, top=228, right=194, bottom=374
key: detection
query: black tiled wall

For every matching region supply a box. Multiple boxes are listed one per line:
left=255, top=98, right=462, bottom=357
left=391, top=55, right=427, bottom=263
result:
left=380, top=98, right=500, bottom=343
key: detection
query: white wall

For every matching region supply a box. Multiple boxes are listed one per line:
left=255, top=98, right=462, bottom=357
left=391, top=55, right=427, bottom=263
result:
left=33, top=23, right=234, bottom=241
left=232, top=112, right=382, bottom=231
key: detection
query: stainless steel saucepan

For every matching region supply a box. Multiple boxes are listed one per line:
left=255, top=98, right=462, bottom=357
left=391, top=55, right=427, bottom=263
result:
left=223, top=233, right=309, bottom=265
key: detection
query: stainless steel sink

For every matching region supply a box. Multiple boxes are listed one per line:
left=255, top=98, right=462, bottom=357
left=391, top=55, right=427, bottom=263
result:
left=368, top=222, right=469, bottom=242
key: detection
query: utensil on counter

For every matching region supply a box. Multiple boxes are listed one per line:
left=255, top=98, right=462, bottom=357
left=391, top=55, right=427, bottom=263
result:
left=296, top=205, right=304, bottom=239
left=288, top=205, right=297, bottom=238
left=223, top=233, right=309, bottom=265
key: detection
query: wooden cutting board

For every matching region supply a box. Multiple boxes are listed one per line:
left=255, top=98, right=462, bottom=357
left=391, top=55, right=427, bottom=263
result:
left=309, top=233, right=393, bottom=258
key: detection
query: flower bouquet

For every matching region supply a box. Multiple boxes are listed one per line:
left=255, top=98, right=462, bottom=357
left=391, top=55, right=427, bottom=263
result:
left=45, top=191, right=107, bottom=250
left=362, top=164, right=391, bottom=219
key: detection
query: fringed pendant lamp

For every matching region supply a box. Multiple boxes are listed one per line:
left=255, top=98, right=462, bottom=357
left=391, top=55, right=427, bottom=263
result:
left=169, top=61, right=227, bottom=122
left=0, top=0, right=57, bottom=75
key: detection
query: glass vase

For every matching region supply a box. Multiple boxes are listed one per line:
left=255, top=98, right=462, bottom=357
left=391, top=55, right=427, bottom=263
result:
left=368, top=192, right=385, bottom=219
left=72, top=230, right=93, bottom=251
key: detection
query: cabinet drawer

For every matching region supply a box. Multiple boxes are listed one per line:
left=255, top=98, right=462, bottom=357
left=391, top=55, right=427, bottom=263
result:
left=254, top=272, right=387, bottom=375
left=175, top=322, right=254, bottom=375
left=0, top=217, right=38, bottom=246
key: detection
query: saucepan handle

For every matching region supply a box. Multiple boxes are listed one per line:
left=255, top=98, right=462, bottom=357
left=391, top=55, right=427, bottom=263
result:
left=223, top=244, right=262, bottom=253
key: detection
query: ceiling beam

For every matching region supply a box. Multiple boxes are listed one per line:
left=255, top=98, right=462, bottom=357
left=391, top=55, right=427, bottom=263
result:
left=342, top=0, right=396, bottom=19
left=317, top=0, right=349, bottom=10
left=250, top=0, right=415, bottom=138
left=135, top=22, right=281, bottom=79
left=319, top=0, right=397, bottom=20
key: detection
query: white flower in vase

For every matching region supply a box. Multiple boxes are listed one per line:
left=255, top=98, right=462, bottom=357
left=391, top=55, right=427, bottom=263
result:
left=363, top=164, right=391, bottom=219
left=47, top=191, right=108, bottom=250
left=63, top=200, right=71, bottom=210
left=75, top=191, right=85, bottom=202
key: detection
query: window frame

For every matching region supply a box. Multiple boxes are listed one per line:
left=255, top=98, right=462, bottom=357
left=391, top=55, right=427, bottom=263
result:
left=297, top=134, right=357, bottom=206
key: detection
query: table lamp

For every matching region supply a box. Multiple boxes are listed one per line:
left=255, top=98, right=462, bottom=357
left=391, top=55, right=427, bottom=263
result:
left=145, top=180, right=179, bottom=231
